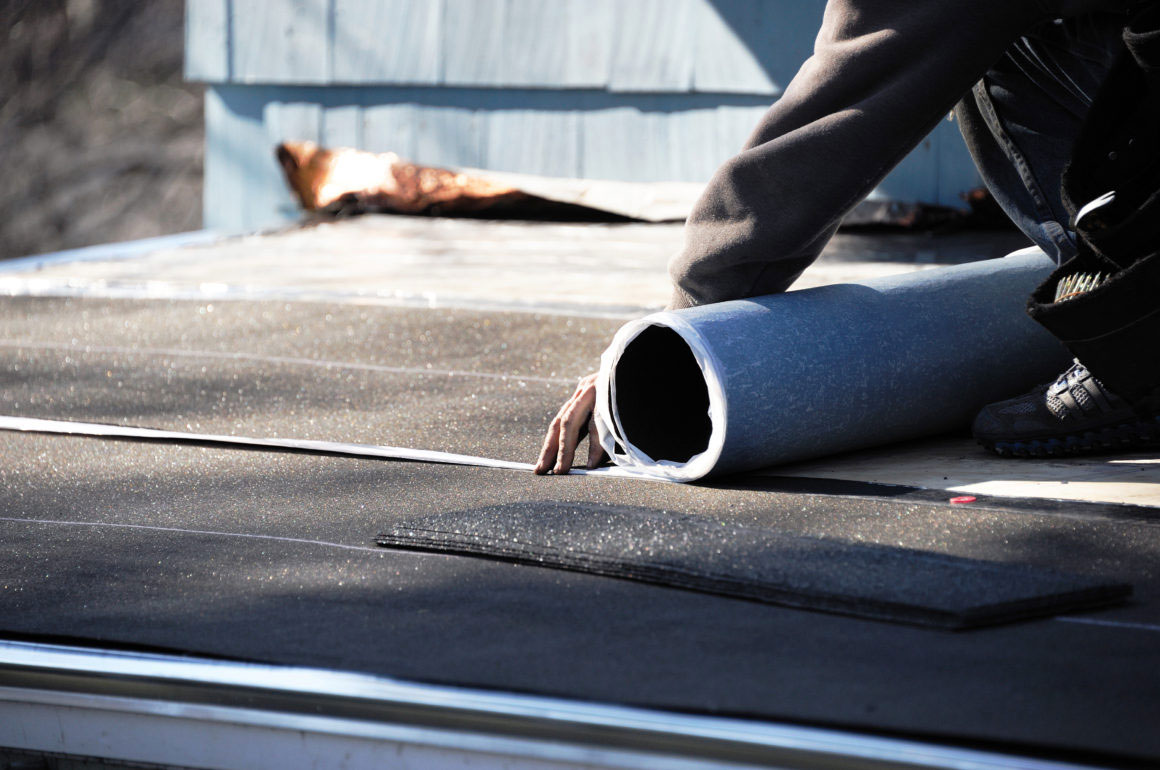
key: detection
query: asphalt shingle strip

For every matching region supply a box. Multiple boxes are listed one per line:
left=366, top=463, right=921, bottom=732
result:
left=375, top=503, right=1132, bottom=629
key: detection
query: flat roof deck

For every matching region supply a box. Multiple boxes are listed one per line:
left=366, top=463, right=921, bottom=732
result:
left=1, top=217, right=1158, bottom=764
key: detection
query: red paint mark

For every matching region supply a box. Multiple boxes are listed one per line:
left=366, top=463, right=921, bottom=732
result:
left=950, top=495, right=977, bottom=504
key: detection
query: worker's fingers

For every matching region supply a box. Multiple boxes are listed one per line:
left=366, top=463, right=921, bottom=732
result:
left=552, top=404, right=584, bottom=475
left=559, top=375, right=598, bottom=473
left=586, top=415, right=605, bottom=469
left=534, top=383, right=585, bottom=474
left=553, top=375, right=598, bottom=475
left=534, top=373, right=599, bottom=476
left=533, top=414, right=563, bottom=474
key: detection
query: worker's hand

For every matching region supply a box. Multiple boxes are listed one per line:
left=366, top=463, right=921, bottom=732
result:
left=534, top=372, right=607, bottom=475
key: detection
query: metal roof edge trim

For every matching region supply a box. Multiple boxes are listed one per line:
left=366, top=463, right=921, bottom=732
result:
left=0, top=231, right=228, bottom=274
left=0, top=640, right=1104, bottom=770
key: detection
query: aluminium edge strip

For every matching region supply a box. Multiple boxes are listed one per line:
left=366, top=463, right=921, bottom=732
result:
left=0, top=640, right=1100, bottom=770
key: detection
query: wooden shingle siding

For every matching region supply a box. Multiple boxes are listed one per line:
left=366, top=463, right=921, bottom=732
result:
left=362, top=101, right=418, bottom=157
left=583, top=104, right=664, bottom=180
left=266, top=100, right=323, bottom=144
left=231, top=0, right=332, bottom=84
left=320, top=89, right=364, bottom=146
left=487, top=109, right=581, bottom=177
left=667, top=107, right=728, bottom=182
left=694, top=0, right=780, bottom=95
left=200, top=84, right=981, bottom=231
left=412, top=103, right=485, bottom=167
left=716, top=103, right=761, bottom=152
left=205, top=87, right=302, bottom=231
left=200, top=85, right=783, bottom=230
left=189, top=2, right=983, bottom=232
left=560, top=0, right=614, bottom=88
left=185, top=0, right=824, bottom=93
left=696, top=0, right=823, bottom=94
left=442, top=0, right=507, bottom=86
left=607, top=0, right=695, bottom=93
left=332, top=0, right=443, bottom=84
left=185, top=0, right=230, bottom=82
left=500, top=0, right=566, bottom=87
left=759, top=0, right=825, bottom=84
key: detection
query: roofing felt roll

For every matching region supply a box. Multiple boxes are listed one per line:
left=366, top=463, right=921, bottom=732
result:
left=375, top=504, right=1131, bottom=629
left=593, top=248, right=1072, bottom=481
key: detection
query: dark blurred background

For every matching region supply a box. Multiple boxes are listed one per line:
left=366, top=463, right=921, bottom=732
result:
left=1, top=0, right=203, bottom=260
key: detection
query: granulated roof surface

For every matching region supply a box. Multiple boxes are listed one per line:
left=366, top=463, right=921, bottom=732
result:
left=3, top=294, right=1159, bottom=762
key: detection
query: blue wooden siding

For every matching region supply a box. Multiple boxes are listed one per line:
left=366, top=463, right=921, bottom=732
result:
left=187, top=0, right=802, bottom=94
left=231, top=0, right=332, bottom=83
left=202, top=85, right=979, bottom=233
left=187, top=1, right=983, bottom=232
left=332, top=0, right=443, bottom=84
left=185, top=0, right=230, bottom=82
left=607, top=0, right=696, bottom=93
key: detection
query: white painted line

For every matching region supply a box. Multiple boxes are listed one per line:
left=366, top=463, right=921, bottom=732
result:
left=0, top=340, right=574, bottom=386
left=0, top=517, right=384, bottom=554
left=1054, top=617, right=1160, bottom=633
left=0, top=416, right=657, bottom=482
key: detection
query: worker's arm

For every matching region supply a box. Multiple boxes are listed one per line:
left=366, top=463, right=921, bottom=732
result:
left=535, top=0, right=1113, bottom=475
left=669, top=0, right=1067, bottom=307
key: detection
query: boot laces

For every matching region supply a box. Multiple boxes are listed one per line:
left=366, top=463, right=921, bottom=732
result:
left=1045, top=360, right=1120, bottom=420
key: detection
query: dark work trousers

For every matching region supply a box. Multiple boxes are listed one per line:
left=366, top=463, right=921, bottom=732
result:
left=957, top=15, right=1125, bottom=263
left=668, top=0, right=1131, bottom=309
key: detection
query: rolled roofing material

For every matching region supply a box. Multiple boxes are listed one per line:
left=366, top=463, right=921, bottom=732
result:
left=594, top=248, right=1072, bottom=482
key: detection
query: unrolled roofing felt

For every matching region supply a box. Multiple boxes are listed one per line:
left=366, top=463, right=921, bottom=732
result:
left=375, top=503, right=1131, bottom=629
left=2, top=296, right=1159, bottom=761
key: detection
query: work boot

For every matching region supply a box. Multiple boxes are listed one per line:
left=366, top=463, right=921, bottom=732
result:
left=982, top=6, right=1160, bottom=458
left=973, top=360, right=1160, bottom=457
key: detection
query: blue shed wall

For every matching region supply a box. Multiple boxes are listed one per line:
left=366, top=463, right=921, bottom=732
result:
left=188, top=0, right=982, bottom=232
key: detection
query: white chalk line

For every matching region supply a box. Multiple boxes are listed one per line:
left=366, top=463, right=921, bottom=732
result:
left=1054, top=616, right=1160, bottom=633
left=0, top=415, right=653, bottom=482
left=0, top=339, right=573, bottom=386
left=0, top=278, right=651, bottom=320
left=0, top=516, right=382, bottom=554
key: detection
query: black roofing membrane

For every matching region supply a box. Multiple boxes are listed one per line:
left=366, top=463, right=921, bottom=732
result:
left=2, top=296, right=1160, bottom=760
left=376, top=503, right=1130, bottom=628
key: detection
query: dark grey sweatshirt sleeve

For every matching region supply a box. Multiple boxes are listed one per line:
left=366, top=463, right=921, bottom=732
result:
left=666, top=0, right=1083, bottom=309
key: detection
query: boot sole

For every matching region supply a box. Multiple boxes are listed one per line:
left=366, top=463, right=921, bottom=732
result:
left=980, top=415, right=1160, bottom=458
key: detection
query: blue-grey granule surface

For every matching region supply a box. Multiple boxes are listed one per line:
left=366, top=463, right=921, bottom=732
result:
left=2, top=296, right=1160, bottom=760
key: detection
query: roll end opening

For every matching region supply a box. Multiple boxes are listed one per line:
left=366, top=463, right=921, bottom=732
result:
left=612, top=325, right=712, bottom=464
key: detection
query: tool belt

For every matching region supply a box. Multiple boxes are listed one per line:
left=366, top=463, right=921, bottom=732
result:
left=1028, top=3, right=1160, bottom=408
